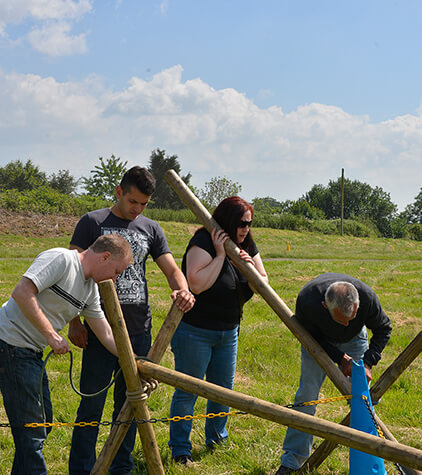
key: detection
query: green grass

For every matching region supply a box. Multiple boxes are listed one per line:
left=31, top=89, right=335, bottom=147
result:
left=0, top=225, right=421, bottom=474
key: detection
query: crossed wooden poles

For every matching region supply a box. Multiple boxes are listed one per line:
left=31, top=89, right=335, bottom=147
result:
left=91, top=169, right=422, bottom=474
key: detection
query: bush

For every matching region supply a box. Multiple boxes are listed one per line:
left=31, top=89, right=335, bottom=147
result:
left=0, top=188, right=415, bottom=241
left=143, top=208, right=199, bottom=224
left=72, top=195, right=113, bottom=215
left=408, top=223, right=422, bottom=241
left=252, top=213, right=377, bottom=237
left=0, top=188, right=111, bottom=215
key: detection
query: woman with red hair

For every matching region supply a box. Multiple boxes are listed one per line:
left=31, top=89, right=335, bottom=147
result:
left=168, top=196, right=268, bottom=465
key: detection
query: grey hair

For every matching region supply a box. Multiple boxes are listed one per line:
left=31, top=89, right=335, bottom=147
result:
left=324, top=281, right=360, bottom=318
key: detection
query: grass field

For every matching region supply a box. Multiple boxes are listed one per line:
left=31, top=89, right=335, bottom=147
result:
left=0, top=223, right=421, bottom=474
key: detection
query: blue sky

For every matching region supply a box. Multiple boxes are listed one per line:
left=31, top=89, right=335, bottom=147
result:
left=1, top=0, right=422, bottom=211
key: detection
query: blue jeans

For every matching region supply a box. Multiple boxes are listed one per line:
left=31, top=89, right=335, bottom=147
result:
left=280, top=327, right=369, bottom=470
left=68, top=325, right=151, bottom=475
left=0, top=339, right=53, bottom=475
left=168, top=321, right=239, bottom=457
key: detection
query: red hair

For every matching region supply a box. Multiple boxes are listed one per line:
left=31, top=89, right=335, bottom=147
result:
left=212, top=196, right=254, bottom=250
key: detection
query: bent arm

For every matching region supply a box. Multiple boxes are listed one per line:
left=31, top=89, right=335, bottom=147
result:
left=12, top=277, right=69, bottom=354
left=185, top=245, right=225, bottom=294
left=252, top=252, right=268, bottom=283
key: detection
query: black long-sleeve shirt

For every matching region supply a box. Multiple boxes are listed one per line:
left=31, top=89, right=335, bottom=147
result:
left=295, top=273, right=392, bottom=367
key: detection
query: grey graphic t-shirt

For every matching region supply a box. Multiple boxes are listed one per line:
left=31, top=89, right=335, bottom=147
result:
left=70, top=208, right=170, bottom=334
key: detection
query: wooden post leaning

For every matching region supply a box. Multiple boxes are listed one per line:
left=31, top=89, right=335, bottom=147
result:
left=165, top=169, right=351, bottom=396
left=91, top=299, right=184, bottom=474
left=136, top=359, right=422, bottom=471
left=95, top=280, right=164, bottom=475
left=303, top=330, right=422, bottom=475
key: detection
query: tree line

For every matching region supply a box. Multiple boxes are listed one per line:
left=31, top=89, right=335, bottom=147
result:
left=0, top=150, right=421, bottom=240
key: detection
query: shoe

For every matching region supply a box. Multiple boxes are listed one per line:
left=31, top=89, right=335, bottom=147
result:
left=172, top=454, right=193, bottom=465
left=275, top=465, right=295, bottom=474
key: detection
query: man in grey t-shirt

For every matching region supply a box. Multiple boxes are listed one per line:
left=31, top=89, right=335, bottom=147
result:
left=0, top=234, right=133, bottom=475
left=68, top=166, right=195, bottom=475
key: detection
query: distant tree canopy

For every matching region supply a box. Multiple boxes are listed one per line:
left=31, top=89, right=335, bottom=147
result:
left=49, top=169, right=79, bottom=195
left=303, top=178, right=397, bottom=235
left=0, top=160, right=48, bottom=191
left=252, top=196, right=324, bottom=219
left=82, top=155, right=128, bottom=201
left=0, top=159, right=78, bottom=195
left=401, top=187, right=422, bottom=224
left=252, top=196, right=283, bottom=213
left=198, top=176, right=242, bottom=209
left=147, top=148, right=191, bottom=209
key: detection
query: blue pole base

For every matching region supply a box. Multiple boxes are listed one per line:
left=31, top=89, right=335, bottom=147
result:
left=349, top=359, right=387, bottom=475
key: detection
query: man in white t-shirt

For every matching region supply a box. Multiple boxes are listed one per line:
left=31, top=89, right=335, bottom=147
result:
left=0, top=233, right=133, bottom=475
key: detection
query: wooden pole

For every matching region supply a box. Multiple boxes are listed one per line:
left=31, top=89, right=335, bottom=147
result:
left=340, top=168, right=345, bottom=236
left=371, top=330, right=422, bottom=404
left=137, top=359, right=422, bottom=470
left=92, top=301, right=184, bottom=474
left=303, top=331, right=422, bottom=474
left=165, top=169, right=351, bottom=396
left=95, top=280, right=164, bottom=475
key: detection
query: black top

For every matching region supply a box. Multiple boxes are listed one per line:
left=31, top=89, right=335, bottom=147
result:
left=295, top=273, right=392, bottom=367
left=181, top=228, right=258, bottom=331
left=70, top=208, right=170, bottom=334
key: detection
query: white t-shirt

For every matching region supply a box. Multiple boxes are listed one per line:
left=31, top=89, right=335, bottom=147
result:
left=0, top=248, right=104, bottom=351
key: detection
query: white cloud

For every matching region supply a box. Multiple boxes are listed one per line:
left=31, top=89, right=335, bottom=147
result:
left=0, top=0, right=92, bottom=23
left=28, top=21, right=87, bottom=55
left=28, top=0, right=92, bottom=21
left=0, top=0, right=92, bottom=56
left=0, top=66, right=421, bottom=210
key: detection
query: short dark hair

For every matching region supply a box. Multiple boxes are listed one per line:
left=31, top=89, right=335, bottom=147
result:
left=212, top=196, right=254, bottom=252
left=120, top=166, right=156, bottom=196
left=90, top=233, right=134, bottom=265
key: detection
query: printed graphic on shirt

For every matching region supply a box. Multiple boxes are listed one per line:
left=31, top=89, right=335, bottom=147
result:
left=102, top=227, right=150, bottom=304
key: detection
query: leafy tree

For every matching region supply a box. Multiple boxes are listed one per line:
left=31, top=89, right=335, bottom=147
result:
left=82, top=155, right=128, bottom=201
left=252, top=196, right=283, bottom=213
left=147, top=149, right=191, bottom=209
left=0, top=159, right=48, bottom=191
left=49, top=169, right=79, bottom=195
left=284, top=199, right=326, bottom=219
left=304, top=178, right=397, bottom=235
left=199, top=176, right=242, bottom=209
left=401, top=188, right=422, bottom=224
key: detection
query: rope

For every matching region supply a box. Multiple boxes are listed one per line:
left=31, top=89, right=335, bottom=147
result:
left=39, top=350, right=123, bottom=423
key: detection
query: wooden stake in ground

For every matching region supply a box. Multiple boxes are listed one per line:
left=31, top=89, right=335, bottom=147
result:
left=91, top=300, right=184, bottom=474
left=94, top=280, right=164, bottom=475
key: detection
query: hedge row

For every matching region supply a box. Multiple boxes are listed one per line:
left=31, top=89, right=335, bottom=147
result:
left=1, top=187, right=421, bottom=240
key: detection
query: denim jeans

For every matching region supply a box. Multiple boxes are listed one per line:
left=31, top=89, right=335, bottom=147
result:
left=0, top=339, right=52, bottom=475
left=280, top=327, right=369, bottom=470
left=168, top=321, right=239, bottom=457
left=68, top=324, right=151, bottom=475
